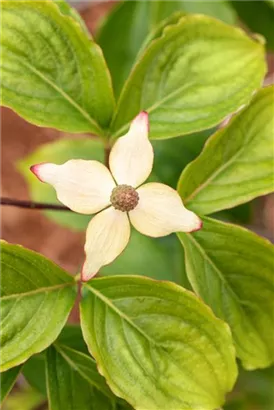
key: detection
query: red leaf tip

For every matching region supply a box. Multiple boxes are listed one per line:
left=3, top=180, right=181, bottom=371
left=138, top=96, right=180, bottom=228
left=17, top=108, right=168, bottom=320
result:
left=191, top=219, right=203, bottom=233
left=30, top=163, right=46, bottom=182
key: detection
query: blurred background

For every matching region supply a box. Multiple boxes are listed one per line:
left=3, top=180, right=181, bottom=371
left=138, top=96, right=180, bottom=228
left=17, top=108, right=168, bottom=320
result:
left=1, top=1, right=274, bottom=409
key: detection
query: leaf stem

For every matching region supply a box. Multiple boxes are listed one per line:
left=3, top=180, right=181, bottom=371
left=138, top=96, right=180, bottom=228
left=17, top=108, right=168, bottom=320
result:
left=104, top=143, right=111, bottom=167
left=0, top=197, right=71, bottom=211
left=74, top=273, right=81, bottom=282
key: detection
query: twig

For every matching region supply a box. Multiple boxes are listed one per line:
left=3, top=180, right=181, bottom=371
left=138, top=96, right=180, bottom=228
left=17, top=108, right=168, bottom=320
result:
left=0, top=197, right=71, bottom=211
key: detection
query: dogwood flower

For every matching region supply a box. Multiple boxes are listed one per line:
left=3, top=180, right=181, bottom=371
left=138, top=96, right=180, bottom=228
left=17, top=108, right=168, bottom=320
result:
left=31, top=112, right=202, bottom=281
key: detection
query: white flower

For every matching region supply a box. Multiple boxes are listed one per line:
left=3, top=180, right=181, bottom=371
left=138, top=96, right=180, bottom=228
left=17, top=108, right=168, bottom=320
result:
left=31, top=112, right=202, bottom=281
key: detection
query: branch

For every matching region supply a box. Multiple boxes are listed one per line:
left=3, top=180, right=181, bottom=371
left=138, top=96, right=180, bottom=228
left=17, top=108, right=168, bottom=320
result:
left=1, top=197, right=71, bottom=211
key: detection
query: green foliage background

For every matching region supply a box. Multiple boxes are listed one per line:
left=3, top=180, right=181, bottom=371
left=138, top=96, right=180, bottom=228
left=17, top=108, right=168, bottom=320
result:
left=1, top=1, right=274, bottom=409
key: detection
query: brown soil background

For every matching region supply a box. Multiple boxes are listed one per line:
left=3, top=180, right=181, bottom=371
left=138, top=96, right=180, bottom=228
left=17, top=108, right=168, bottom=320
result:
left=1, top=2, right=274, bottom=307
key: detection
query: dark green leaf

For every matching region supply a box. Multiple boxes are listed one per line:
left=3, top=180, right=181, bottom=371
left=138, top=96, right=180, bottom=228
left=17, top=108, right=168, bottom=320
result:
left=46, top=345, right=129, bottom=410
left=101, top=230, right=192, bottom=288
left=23, top=325, right=89, bottom=396
left=149, top=1, right=236, bottom=27
left=1, top=365, right=22, bottom=403
left=230, top=0, right=274, bottom=50
left=152, top=129, right=211, bottom=187
left=225, top=365, right=274, bottom=410
left=57, top=324, right=89, bottom=354
left=23, top=355, right=47, bottom=397
left=97, top=1, right=150, bottom=98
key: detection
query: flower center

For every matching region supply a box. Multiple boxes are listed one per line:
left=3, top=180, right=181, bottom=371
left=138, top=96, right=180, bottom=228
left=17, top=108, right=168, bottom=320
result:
left=110, top=184, right=139, bottom=212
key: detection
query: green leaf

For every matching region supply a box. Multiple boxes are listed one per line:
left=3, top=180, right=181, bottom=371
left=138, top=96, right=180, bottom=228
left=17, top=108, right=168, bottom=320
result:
left=111, top=15, right=266, bottom=140
left=23, top=325, right=90, bottom=396
left=24, top=327, right=132, bottom=409
left=178, top=217, right=274, bottom=370
left=57, top=324, right=89, bottom=354
left=53, top=0, right=91, bottom=38
left=149, top=0, right=236, bottom=27
left=1, top=365, right=22, bottom=403
left=46, top=344, right=128, bottom=410
left=80, top=276, right=237, bottom=410
left=178, top=86, right=274, bottom=215
left=101, top=230, right=192, bottom=289
left=17, top=137, right=104, bottom=231
left=0, top=241, right=77, bottom=371
left=152, top=129, right=211, bottom=188
left=230, top=0, right=274, bottom=50
left=97, top=0, right=236, bottom=98
left=225, top=365, right=274, bottom=410
left=213, top=202, right=253, bottom=225
left=266, top=0, right=274, bottom=8
left=97, top=1, right=151, bottom=98
left=180, top=1, right=236, bottom=24
left=23, top=354, right=47, bottom=397
left=138, top=12, right=186, bottom=58
left=1, top=0, right=114, bottom=135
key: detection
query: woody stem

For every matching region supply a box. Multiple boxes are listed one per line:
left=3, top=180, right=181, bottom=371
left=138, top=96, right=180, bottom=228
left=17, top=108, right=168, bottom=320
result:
left=0, top=197, right=70, bottom=211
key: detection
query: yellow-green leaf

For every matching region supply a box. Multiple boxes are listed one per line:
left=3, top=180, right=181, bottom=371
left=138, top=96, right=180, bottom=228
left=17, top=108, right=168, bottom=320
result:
left=1, top=0, right=114, bottom=135
left=0, top=241, right=76, bottom=371
left=178, top=217, right=274, bottom=370
left=112, top=15, right=266, bottom=139
left=80, top=276, right=237, bottom=410
left=178, top=86, right=274, bottom=215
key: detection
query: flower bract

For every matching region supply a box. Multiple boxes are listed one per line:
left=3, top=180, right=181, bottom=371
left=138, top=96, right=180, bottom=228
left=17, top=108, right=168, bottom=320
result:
left=31, top=112, right=202, bottom=281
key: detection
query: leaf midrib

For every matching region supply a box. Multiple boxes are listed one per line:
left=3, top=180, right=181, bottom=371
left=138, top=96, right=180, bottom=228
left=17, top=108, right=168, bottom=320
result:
left=111, top=37, right=261, bottom=140
left=55, top=344, right=114, bottom=399
left=182, top=99, right=273, bottom=205
left=184, top=232, right=271, bottom=360
left=84, top=283, right=224, bottom=396
left=1, top=282, right=74, bottom=301
left=84, top=284, right=156, bottom=345
left=186, top=233, right=242, bottom=303
left=3, top=48, right=102, bottom=134
left=184, top=138, right=251, bottom=205
left=185, top=233, right=267, bottom=320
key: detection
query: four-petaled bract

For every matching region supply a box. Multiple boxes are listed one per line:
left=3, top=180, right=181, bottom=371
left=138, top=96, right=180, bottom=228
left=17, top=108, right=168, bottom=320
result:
left=31, top=112, right=202, bottom=281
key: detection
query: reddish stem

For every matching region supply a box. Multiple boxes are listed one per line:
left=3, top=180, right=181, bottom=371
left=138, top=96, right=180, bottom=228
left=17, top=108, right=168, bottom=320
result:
left=0, top=197, right=70, bottom=211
